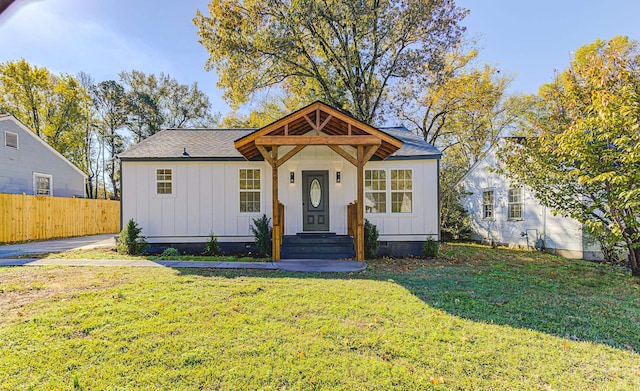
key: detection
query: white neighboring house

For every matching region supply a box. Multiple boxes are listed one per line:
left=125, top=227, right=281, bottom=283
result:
left=118, top=102, right=441, bottom=260
left=0, top=115, right=86, bottom=197
left=458, top=139, right=602, bottom=260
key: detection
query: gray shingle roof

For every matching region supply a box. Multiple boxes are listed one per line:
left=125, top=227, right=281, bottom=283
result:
left=118, top=127, right=440, bottom=161
left=380, top=127, right=441, bottom=159
left=118, top=129, right=256, bottom=160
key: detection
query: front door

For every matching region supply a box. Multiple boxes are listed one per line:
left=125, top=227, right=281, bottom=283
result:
left=302, top=170, right=329, bottom=231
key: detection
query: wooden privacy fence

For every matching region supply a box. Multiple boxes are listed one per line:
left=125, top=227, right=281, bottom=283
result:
left=0, top=194, right=120, bottom=243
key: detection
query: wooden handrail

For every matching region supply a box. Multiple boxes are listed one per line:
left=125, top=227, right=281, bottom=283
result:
left=273, top=202, right=285, bottom=261
left=278, top=202, right=285, bottom=235
left=347, top=201, right=358, bottom=251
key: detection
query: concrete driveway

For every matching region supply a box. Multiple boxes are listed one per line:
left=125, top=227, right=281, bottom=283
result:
left=0, top=234, right=116, bottom=258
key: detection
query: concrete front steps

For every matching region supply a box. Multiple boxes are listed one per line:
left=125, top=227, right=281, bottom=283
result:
left=280, top=233, right=356, bottom=260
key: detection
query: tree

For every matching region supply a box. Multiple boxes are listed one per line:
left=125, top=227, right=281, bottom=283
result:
left=0, top=59, right=50, bottom=137
left=390, top=45, right=532, bottom=239
left=393, top=47, right=529, bottom=165
left=498, top=36, right=640, bottom=276
left=77, top=72, right=102, bottom=199
left=0, top=59, right=93, bottom=184
left=45, top=74, right=93, bottom=167
left=119, top=70, right=218, bottom=141
left=126, top=89, right=161, bottom=143
left=221, top=97, right=291, bottom=128
left=90, top=80, right=128, bottom=199
left=161, top=76, right=217, bottom=128
left=194, top=0, right=467, bottom=123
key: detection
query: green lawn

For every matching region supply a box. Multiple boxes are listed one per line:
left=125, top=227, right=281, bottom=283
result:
left=26, top=248, right=270, bottom=262
left=1, top=244, right=639, bottom=390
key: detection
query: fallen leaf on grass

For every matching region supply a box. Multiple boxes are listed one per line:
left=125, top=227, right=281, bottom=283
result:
left=431, top=376, right=444, bottom=385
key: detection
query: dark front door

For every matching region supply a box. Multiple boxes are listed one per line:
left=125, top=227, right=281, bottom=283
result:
left=302, top=170, right=329, bottom=231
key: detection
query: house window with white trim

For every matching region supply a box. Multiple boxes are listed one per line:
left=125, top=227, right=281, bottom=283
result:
left=365, top=169, right=386, bottom=213
left=33, top=173, right=52, bottom=196
left=5, top=131, right=18, bottom=149
left=239, top=168, right=261, bottom=213
left=508, top=186, right=524, bottom=220
left=390, top=169, right=412, bottom=213
left=482, top=190, right=494, bottom=219
left=156, top=168, right=173, bottom=195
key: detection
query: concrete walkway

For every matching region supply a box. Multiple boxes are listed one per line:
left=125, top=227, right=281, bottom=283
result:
left=0, top=235, right=366, bottom=272
left=0, top=234, right=115, bottom=258
left=0, top=258, right=366, bottom=272
left=278, top=259, right=367, bottom=273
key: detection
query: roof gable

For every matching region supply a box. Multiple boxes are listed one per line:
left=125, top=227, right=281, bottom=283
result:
left=234, top=101, right=403, bottom=160
left=456, top=140, right=504, bottom=186
left=0, top=115, right=87, bottom=178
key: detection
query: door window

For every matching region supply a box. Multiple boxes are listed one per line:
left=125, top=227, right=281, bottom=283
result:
left=310, top=178, right=321, bottom=207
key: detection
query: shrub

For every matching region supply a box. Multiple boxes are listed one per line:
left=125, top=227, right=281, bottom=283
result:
left=117, top=219, right=147, bottom=255
left=251, top=214, right=272, bottom=257
left=441, top=184, right=473, bottom=242
left=422, top=237, right=438, bottom=258
left=364, top=219, right=379, bottom=259
left=204, top=232, right=221, bottom=256
left=161, top=247, right=180, bottom=257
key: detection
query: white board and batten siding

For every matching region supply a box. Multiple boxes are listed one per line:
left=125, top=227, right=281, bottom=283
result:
left=281, top=146, right=439, bottom=241
left=121, top=145, right=439, bottom=244
left=122, top=160, right=268, bottom=243
left=459, top=146, right=602, bottom=260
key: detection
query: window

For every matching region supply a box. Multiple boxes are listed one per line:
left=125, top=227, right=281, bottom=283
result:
left=156, top=168, right=173, bottom=195
left=33, top=173, right=52, bottom=196
left=364, top=169, right=413, bottom=214
left=508, top=186, right=524, bottom=220
left=390, top=169, right=412, bottom=213
left=5, top=131, right=18, bottom=149
left=365, top=169, right=386, bottom=213
left=482, top=190, right=494, bottom=219
left=240, top=168, right=261, bottom=212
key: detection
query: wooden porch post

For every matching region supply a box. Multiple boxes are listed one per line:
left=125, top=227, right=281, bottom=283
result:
left=356, top=145, right=365, bottom=261
left=271, top=147, right=281, bottom=261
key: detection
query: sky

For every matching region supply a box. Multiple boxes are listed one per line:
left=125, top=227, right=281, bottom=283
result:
left=1, top=0, right=640, bottom=123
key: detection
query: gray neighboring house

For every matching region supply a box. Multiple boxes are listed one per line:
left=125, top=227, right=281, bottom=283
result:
left=0, top=114, right=86, bottom=197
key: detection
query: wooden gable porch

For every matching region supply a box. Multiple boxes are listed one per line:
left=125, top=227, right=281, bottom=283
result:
left=234, top=102, right=403, bottom=261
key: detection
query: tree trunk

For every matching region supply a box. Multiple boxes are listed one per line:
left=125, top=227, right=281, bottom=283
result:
left=632, top=246, right=640, bottom=277
left=85, top=175, right=93, bottom=199
left=101, top=139, right=107, bottom=199
left=619, top=224, right=640, bottom=277
left=623, top=237, right=640, bottom=277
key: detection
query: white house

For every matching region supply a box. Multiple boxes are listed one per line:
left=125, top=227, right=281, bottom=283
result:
left=458, top=140, right=602, bottom=260
left=119, top=102, right=441, bottom=260
left=0, top=115, right=86, bottom=197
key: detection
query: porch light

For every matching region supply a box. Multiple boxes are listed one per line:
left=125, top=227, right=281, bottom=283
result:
left=336, top=171, right=341, bottom=183
left=290, top=172, right=295, bottom=183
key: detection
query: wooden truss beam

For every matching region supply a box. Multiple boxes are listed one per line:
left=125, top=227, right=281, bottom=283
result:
left=256, top=145, right=273, bottom=166
left=277, top=145, right=305, bottom=166
left=328, top=145, right=358, bottom=167
left=255, top=135, right=381, bottom=147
